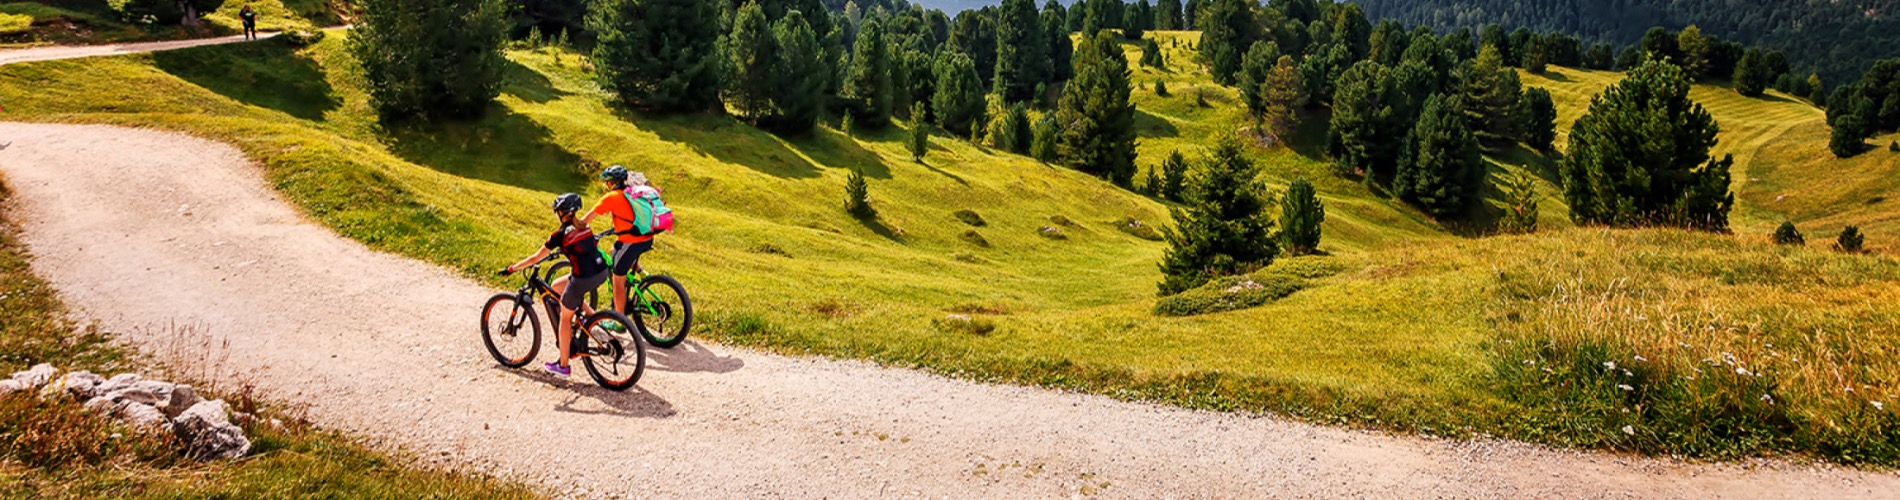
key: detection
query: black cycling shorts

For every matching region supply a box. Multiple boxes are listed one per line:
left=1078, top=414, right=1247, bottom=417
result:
left=611, top=240, right=652, bottom=276
left=561, top=269, right=609, bottom=311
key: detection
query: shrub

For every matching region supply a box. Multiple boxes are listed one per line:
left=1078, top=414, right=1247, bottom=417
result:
left=953, top=210, right=986, bottom=227
left=279, top=29, right=326, bottom=47
left=1837, top=226, right=1865, bottom=252
left=1278, top=177, right=1324, bottom=255
left=1152, top=274, right=1307, bottom=316
left=1154, top=79, right=1169, bottom=96
left=960, top=229, right=991, bottom=247
left=1891, top=141, right=1899, bottom=152
left=1116, top=216, right=1163, bottom=241
left=0, top=393, right=170, bottom=469
left=844, top=167, right=875, bottom=219
left=1048, top=214, right=1074, bottom=227
left=1772, top=221, right=1804, bottom=245
left=1497, top=172, right=1540, bottom=234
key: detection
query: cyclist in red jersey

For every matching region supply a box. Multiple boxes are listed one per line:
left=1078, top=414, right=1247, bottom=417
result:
left=579, top=165, right=654, bottom=316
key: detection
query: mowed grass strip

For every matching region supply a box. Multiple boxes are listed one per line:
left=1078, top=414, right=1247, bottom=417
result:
left=1, top=31, right=1895, bottom=464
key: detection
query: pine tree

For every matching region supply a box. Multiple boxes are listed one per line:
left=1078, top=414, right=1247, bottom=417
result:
left=725, top=1, right=776, bottom=122
left=1559, top=61, right=1733, bottom=231
left=1830, top=114, right=1865, bottom=158
left=765, top=10, right=828, bottom=133
left=1083, top=0, right=1121, bottom=33
left=1461, top=45, right=1524, bottom=145
left=845, top=166, right=875, bottom=218
left=1124, top=0, right=1151, bottom=39
left=1140, top=39, right=1165, bottom=68
left=1030, top=115, right=1060, bottom=162
left=949, top=10, right=998, bottom=85
left=1159, top=149, right=1188, bottom=202
left=1394, top=94, right=1481, bottom=216
left=994, top=0, right=1049, bottom=103
left=907, top=102, right=930, bottom=161
left=843, top=18, right=894, bottom=128
left=1156, top=0, right=1182, bottom=30
left=1198, top=0, right=1261, bottom=85
left=1332, top=3, right=1372, bottom=62
left=1522, top=87, right=1557, bottom=152
left=985, top=101, right=1033, bottom=154
left=1056, top=31, right=1139, bottom=186
left=1260, top=55, right=1307, bottom=144
left=1044, top=1, right=1075, bottom=81
left=1734, top=48, right=1771, bottom=97
left=1641, top=27, right=1679, bottom=64
left=932, top=49, right=987, bottom=139
left=1677, top=26, right=1710, bottom=78
left=590, top=0, right=724, bottom=112
left=351, top=0, right=510, bottom=121
left=1497, top=172, right=1540, bottom=234
left=1525, top=34, right=1548, bottom=74
left=1328, top=60, right=1396, bottom=177
left=1237, top=40, right=1280, bottom=122
left=1157, top=138, right=1279, bottom=296
left=1279, top=176, right=1324, bottom=255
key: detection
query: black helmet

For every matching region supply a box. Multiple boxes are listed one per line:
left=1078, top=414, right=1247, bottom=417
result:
left=599, top=165, right=629, bottom=183
left=552, top=193, right=583, bottom=213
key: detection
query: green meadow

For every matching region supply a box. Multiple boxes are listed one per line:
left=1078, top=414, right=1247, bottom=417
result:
left=1, top=29, right=1895, bottom=463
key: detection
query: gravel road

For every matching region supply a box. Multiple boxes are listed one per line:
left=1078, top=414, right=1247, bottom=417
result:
left=0, top=33, right=277, bottom=66
left=2, top=122, right=1895, bottom=498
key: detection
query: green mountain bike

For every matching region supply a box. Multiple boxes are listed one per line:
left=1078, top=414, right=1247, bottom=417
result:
left=548, top=235, right=694, bottom=349
left=481, top=253, right=646, bottom=390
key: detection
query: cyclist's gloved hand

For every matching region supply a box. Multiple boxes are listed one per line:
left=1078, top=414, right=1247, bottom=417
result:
left=497, top=268, right=514, bottom=277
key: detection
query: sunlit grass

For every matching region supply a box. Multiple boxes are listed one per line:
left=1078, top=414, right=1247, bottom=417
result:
left=2, top=30, right=1896, bottom=464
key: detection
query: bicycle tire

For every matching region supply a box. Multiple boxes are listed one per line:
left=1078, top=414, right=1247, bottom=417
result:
left=480, top=293, right=541, bottom=368
left=630, top=274, right=693, bottom=349
left=578, top=310, right=646, bottom=391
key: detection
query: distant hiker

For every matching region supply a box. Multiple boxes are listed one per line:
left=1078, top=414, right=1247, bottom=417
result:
left=239, top=5, right=258, bottom=40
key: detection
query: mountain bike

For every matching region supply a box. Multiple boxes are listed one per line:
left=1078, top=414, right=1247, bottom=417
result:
left=550, top=234, right=694, bottom=349
left=481, top=253, right=646, bottom=391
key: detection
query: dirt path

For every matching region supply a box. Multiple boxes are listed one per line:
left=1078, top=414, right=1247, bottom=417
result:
left=0, top=33, right=276, bottom=66
left=1, top=122, right=1894, bottom=498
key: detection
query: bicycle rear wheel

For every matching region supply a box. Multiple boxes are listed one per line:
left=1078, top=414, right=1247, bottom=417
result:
left=480, top=294, right=541, bottom=368
left=631, top=274, right=693, bottom=349
left=578, top=310, right=645, bottom=391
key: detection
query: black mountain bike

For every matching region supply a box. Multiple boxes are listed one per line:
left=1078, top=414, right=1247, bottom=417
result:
left=549, top=232, right=693, bottom=349
left=481, top=254, right=646, bottom=391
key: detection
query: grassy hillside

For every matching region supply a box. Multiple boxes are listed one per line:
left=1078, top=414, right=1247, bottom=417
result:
left=0, top=31, right=1894, bottom=464
left=0, top=0, right=338, bottom=46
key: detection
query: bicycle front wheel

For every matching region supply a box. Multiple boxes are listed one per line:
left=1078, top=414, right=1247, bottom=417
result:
left=631, top=274, right=693, bottom=349
left=481, top=294, right=541, bottom=368
left=578, top=310, right=646, bottom=391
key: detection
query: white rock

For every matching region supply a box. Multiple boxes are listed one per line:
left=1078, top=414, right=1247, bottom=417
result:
left=159, top=385, right=203, bottom=419
left=94, top=373, right=142, bottom=395
left=173, top=399, right=250, bottom=460
left=0, top=379, right=25, bottom=397
left=101, top=387, right=161, bottom=406
left=59, top=371, right=106, bottom=399
left=11, top=363, right=58, bottom=389
left=117, top=401, right=171, bottom=430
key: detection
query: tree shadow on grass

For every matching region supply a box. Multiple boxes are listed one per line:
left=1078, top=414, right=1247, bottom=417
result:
left=618, top=108, right=824, bottom=179
left=855, top=213, right=906, bottom=243
left=1282, top=108, right=1334, bottom=161
left=382, top=106, right=584, bottom=194
left=784, top=126, right=892, bottom=179
left=500, top=57, right=567, bottom=104
left=1135, top=109, right=1181, bottom=138
left=150, top=39, right=338, bottom=121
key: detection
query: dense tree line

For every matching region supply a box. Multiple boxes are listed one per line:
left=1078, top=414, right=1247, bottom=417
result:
left=1355, top=0, right=1900, bottom=89
left=1828, top=59, right=1900, bottom=157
